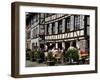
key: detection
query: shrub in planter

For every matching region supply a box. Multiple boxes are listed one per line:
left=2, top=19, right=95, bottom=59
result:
left=65, top=48, right=79, bottom=64
left=33, top=49, right=37, bottom=60
left=46, top=52, right=55, bottom=66
left=40, top=51, right=45, bottom=62
left=29, top=49, right=38, bottom=62
left=26, top=51, right=31, bottom=60
left=26, top=49, right=31, bottom=60
left=29, top=50, right=35, bottom=61
left=30, top=50, right=36, bottom=61
left=34, top=50, right=43, bottom=63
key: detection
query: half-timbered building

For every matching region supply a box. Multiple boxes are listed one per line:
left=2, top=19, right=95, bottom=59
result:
left=26, top=13, right=90, bottom=53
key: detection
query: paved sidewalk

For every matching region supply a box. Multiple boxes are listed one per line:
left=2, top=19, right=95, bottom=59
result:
left=26, top=60, right=66, bottom=67
left=26, top=60, right=47, bottom=67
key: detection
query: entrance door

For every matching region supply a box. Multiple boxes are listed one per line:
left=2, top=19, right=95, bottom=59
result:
left=72, top=40, right=76, bottom=48
left=51, top=43, right=55, bottom=48
left=40, top=44, right=44, bottom=49
left=58, top=42, right=62, bottom=49
left=49, top=43, right=55, bottom=50
left=65, top=41, right=70, bottom=50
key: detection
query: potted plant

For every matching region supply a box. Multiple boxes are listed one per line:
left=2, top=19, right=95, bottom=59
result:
left=26, top=48, right=31, bottom=60
left=64, top=48, right=79, bottom=65
left=30, top=50, right=36, bottom=61
left=35, top=50, right=43, bottom=63
left=29, top=50, right=35, bottom=61
left=46, top=51, right=55, bottom=66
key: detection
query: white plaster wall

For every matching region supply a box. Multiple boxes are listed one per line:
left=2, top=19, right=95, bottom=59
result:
left=30, top=38, right=39, bottom=49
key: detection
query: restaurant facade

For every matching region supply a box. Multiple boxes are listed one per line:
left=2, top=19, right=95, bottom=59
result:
left=26, top=13, right=90, bottom=53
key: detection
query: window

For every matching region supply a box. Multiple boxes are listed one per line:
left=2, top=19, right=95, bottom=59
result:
left=74, top=15, right=80, bottom=30
left=45, top=13, right=55, bottom=17
left=46, top=24, right=49, bottom=35
left=32, top=29, right=35, bottom=38
left=86, top=15, right=90, bottom=26
left=33, top=14, right=38, bottom=22
left=52, top=22, right=55, bottom=34
left=35, top=27, right=38, bottom=37
left=84, top=15, right=90, bottom=35
left=58, top=20, right=62, bottom=34
left=32, top=28, right=38, bottom=38
left=45, top=13, right=50, bottom=17
left=65, top=17, right=70, bottom=32
left=31, top=17, right=33, bottom=25
left=35, top=14, right=38, bottom=22
left=27, top=31, right=30, bottom=39
left=85, top=39, right=89, bottom=53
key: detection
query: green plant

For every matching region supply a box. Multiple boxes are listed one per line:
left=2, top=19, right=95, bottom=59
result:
left=47, top=51, right=54, bottom=61
left=36, top=50, right=41, bottom=59
left=33, top=49, right=40, bottom=59
left=65, top=48, right=79, bottom=62
left=28, top=50, right=33, bottom=61
left=46, top=51, right=55, bottom=66
left=33, top=49, right=43, bottom=63
left=26, top=49, right=31, bottom=60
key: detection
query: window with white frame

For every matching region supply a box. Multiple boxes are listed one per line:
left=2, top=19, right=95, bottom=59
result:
left=46, top=24, right=49, bottom=35
left=58, top=20, right=62, bottom=34
left=52, top=22, right=55, bottom=34
left=65, top=17, right=70, bottom=32
left=74, top=15, right=80, bottom=30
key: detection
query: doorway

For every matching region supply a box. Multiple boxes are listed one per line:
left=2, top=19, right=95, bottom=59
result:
left=72, top=40, right=76, bottom=48
left=40, top=44, right=44, bottom=49
left=65, top=41, right=70, bottom=50
left=58, top=42, right=62, bottom=49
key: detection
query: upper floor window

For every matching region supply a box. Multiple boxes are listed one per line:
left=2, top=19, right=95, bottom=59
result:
left=32, top=29, right=35, bottom=38
left=65, top=17, right=70, bottom=32
left=27, top=31, right=30, bottom=39
left=84, top=15, right=90, bottom=35
left=52, top=22, right=55, bottom=34
left=30, top=14, right=39, bottom=26
left=45, top=13, right=55, bottom=17
left=31, top=17, right=34, bottom=25
left=46, top=24, right=49, bottom=35
left=74, top=15, right=80, bottom=30
left=58, top=20, right=62, bottom=34
left=86, top=15, right=90, bottom=26
left=34, top=14, right=38, bottom=22
left=32, top=27, right=38, bottom=38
